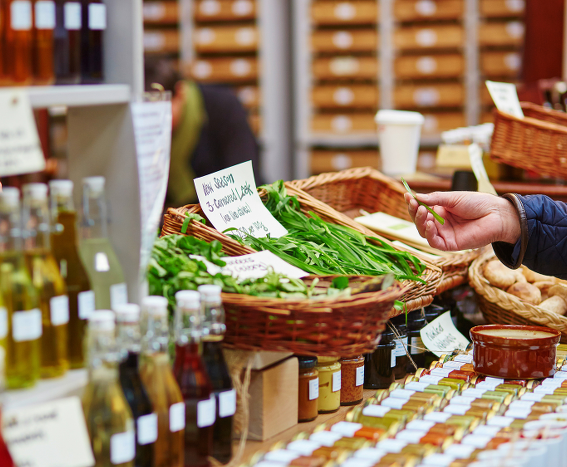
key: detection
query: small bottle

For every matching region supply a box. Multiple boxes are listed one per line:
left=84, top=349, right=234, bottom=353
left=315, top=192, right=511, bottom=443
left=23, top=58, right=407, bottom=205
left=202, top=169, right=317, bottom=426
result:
left=406, top=312, right=427, bottom=372
left=390, top=316, right=408, bottom=380
left=49, top=179, right=94, bottom=369
left=297, top=356, right=318, bottom=422
left=140, top=296, right=185, bottom=467
left=33, top=0, right=55, bottom=84
left=80, top=0, right=104, bottom=83
left=23, top=183, right=69, bottom=379
left=4, top=0, right=34, bottom=84
left=364, top=327, right=395, bottom=389
left=173, top=290, right=214, bottom=467
left=316, top=357, right=341, bottom=414
left=53, top=0, right=81, bottom=84
left=116, top=303, right=157, bottom=467
left=79, top=176, right=127, bottom=310
left=82, top=311, right=135, bottom=467
left=198, top=284, right=234, bottom=464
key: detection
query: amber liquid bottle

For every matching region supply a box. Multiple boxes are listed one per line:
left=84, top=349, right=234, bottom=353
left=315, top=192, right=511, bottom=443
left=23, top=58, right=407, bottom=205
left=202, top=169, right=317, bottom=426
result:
left=80, top=0, right=104, bottom=83
left=173, top=290, right=214, bottom=467
left=5, top=0, right=34, bottom=84
left=32, top=0, right=55, bottom=84
left=53, top=0, right=80, bottom=84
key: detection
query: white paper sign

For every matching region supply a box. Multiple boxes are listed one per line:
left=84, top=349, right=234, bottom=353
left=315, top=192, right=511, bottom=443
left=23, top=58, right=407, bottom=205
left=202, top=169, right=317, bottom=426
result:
left=194, top=161, right=288, bottom=240
left=486, top=80, right=524, bottom=118
left=420, top=311, right=469, bottom=357
left=2, top=397, right=95, bottom=467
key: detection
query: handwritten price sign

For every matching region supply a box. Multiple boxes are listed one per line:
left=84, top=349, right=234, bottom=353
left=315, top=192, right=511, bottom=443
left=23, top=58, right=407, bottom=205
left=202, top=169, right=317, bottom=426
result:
left=419, top=311, right=469, bottom=357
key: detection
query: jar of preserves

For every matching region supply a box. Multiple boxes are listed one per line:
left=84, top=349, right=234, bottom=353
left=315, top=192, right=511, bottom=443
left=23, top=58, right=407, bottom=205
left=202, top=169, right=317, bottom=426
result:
left=297, top=356, right=319, bottom=422
left=316, top=356, right=341, bottom=414
left=364, top=328, right=395, bottom=389
left=406, top=312, right=427, bottom=372
left=339, top=355, right=364, bottom=406
left=390, top=316, right=409, bottom=380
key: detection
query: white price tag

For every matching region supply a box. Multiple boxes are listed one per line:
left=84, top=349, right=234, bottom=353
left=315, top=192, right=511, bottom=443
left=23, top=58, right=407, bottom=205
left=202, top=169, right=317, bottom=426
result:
left=542, top=378, right=563, bottom=387
left=476, top=380, right=501, bottom=391
left=219, top=389, right=236, bottom=418
left=405, top=381, right=428, bottom=392
left=410, top=336, right=425, bottom=354
left=169, top=402, right=185, bottom=432
left=444, top=444, right=475, bottom=459
left=419, top=311, right=469, bottom=357
left=110, top=283, right=128, bottom=309
left=396, top=430, right=424, bottom=443
left=88, top=3, right=106, bottom=30
left=354, top=448, right=387, bottom=462
left=487, top=416, right=514, bottom=427
left=362, top=405, right=391, bottom=418
left=486, top=80, right=524, bottom=118
left=64, top=2, right=81, bottom=29
left=376, top=439, right=407, bottom=453
left=137, top=413, right=158, bottom=445
left=443, top=361, right=465, bottom=369
left=287, top=440, right=321, bottom=456
left=197, top=396, right=216, bottom=428
left=521, top=393, right=546, bottom=402
left=555, top=371, right=567, bottom=379
left=453, top=354, right=473, bottom=363
left=509, top=400, right=535, bottom=410
left=534, top=386, right=557, bottom=394
left=264, top=450, right=300, bottom=463
left=389, top=389, right=415, bottom=400
left=332, top=370, right=341, bottom=392
left=330, top=421, right=362, bottom=437
left=35, top=1, right=55, bottom=29
left=110, top=430, right=136, bottom=465
left=12, top=309, right=42, bottom=342
left=78, top=290, right=95, bottom=320
left=419, top=375, right=443, bottom=385
left=356, top=366, right=364, bottom=386
left=0, top=307, right=7, bottom=339
left=505, top=409, right=530, bottom=419
left=424, top=411, right=452, bottom=423
left=430, top=368, right=452, bottom=378
left=11, top=1, right=32, bottom=30
left=450, top=396, right=475, bottom=407
left=462, top=388, right=487, bottom=398
left=473, top=425, right=501, bottom=437
left=309, top=378, right=319, bottom=400
left=309, top=431, right=342, bottom=446
left=50, top=295, right=69, bottom=326
left=462, top=435, right=490, bottom=449
left=406, top=420, right=435, bottom=431
left=444, top=404, right=469, bottom=415
left=381, top=398, right=405, bottom=410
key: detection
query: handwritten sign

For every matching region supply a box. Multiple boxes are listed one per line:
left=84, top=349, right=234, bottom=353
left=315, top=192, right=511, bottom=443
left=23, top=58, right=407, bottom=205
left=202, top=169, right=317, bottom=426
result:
left=485, top=80, right=524, bottom=118
left=3, top=397, right=95, bottom=467
left=194, top=161, right=287, bottom=239
left=0, top=89, right=46, bottom=176
left=420, top=311, right=469, bottom=357
left=468, top=143, right=497, bottom=195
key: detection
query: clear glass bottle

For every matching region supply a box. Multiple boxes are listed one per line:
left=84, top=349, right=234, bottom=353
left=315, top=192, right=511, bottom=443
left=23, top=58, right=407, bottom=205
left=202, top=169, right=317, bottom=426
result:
left=198, top=284, right=234, bottom=464
left=23, top=183, right=69, bottom=379
left=173, top=290, right=214, bottom=467
left=116, top=304, right=156, bottom=467
left=53, top=0, right=81, bottom=84
left=0, top=188, right=41, bottom=389
left=79, top=176, right=127, bottom=311
left=140, top=296, right=184, bottom=467
left=33, top=0, right=55, bottom=84
left=80, top=0, right=104, bottom=83
left=82, top=310, right=135, bottom=467
left=5, top=0, right=34, bottom=84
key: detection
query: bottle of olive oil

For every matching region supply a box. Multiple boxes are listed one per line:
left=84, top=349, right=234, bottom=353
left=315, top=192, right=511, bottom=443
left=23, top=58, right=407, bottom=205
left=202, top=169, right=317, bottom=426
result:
left=78, top=176, right=127, bottom=310
left=0, top=188, right=41, bottom=389
left=49, top=179, right=94, bottom=369
left=140, top=296, right=184, bottom=467
left=22, top=183, right=68, bottom=379
left=82, top=310, right=135, bottom=467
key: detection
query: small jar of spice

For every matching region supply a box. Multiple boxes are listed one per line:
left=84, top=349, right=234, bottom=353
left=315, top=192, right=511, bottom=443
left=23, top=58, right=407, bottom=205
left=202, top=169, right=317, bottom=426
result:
left=339, top=355, right=364, bottom=405
left=316, top=356, right=341, bottom=413
left=297, top=356, right=319, bottom=422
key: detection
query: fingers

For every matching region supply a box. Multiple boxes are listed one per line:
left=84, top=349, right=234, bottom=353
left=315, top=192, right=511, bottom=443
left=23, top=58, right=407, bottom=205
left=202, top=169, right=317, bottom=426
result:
left=424, top=220, right=447, bottom=250
left=414, top=191, right=460, bottom=208
left=414, top=205, right=431, bottom=238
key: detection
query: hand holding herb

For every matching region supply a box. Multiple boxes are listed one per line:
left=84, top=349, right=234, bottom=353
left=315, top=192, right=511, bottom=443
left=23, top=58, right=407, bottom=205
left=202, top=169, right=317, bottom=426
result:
left=401, top=178, right=445, bottom=225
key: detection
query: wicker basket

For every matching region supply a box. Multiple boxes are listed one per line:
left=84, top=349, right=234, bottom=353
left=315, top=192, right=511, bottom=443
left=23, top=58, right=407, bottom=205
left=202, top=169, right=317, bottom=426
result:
left=469, top=251, right=567, bottom=341
left=289, top=167, right=480, bottom=294
left=490, top=102, right=567, bottom=178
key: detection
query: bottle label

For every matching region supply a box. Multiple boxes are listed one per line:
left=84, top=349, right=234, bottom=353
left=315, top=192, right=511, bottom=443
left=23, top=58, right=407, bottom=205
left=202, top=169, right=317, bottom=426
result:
left=110, top=283, right=128, bottom=309
left=391, top=348, right=396, bottom=367
left=12, top=309, right=42, bottom=342
left=137, top=413, right=158, bottom=445
left=332, top=370, right=341, bottom=392
left=64, top=2, right=82, bottom=30
left=394, top=337, right=408, bottom=357
left=356, top=366, right=364, bottom=386
left=110, top=430, right=135, bottom=464
left=0, top=307, right=7, bottom=339
left=197, top=395, right=216, bottom=428
left=11, top=1, right=32, bottom=30
left=309, top=378, right=319, bottom=400
left=88, top=3, right=106, bottom=30
left=219, top=389, right=236, bottom=418
left=78, top=290, right=95, bottom=320
left=95, top=252, right=110, bottom=272
left=35, top=1, right=55, bottom=29
left=410, top=336, right=425, bottom=354
left=50, top=295, right=70, bottom=326
left=169, top=402, right=185, bottom=432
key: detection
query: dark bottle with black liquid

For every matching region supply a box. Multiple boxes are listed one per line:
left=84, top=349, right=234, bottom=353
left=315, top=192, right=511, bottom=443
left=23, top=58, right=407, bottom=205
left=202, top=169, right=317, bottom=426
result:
left=390, top=316, right=408, bottom=380
left=80, top=0, right=104, bottom=83
left=406, top=311, right=427, bottom=372
left=53, top=0, right=81, bottom=83
left=364, top=327, right=395, bottom=389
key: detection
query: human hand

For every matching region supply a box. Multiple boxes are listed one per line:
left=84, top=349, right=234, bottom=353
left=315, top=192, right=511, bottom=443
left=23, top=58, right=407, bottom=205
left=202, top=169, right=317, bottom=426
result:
left=404, top=191, right=521, bottom=251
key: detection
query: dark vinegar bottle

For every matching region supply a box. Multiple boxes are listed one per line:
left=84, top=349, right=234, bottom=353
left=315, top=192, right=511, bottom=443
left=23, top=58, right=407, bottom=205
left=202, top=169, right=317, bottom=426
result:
left=53, top=0, right=80, bottom=84
left=5, top=0, right=34, bottom=84
left=0, top=0, right=9, bottom=85
left=80, top=0, right=104, bottom=83
left=0, top=405, right=14, bottom=467
left=33, top=0, right=55, bottom=84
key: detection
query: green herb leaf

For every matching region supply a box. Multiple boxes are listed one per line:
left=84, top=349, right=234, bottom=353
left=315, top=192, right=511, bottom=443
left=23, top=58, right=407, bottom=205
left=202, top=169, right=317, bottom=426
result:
left=331, top=276, right=349, bottom=290
left=401, top=177, right=445, bottom=225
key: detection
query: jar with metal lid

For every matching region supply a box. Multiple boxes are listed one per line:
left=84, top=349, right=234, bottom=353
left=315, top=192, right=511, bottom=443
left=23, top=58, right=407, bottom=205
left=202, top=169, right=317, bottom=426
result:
left=364, top=328, right=395, bottom=389
left=390, top=316, right=409, bottom=380
left=297, top=356, right=319, bottom=422
left=406, top=312, right=427, bottom=372
left=339, top=355, right=364, bottom=406
left=316, top=356, right=341, bottom=413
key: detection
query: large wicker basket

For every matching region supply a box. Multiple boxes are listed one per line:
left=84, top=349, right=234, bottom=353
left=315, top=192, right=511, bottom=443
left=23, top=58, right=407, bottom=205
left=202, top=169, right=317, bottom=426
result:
left=490, top=102, right=567, bottom=178
left=289, top=167, right=480, bottom=294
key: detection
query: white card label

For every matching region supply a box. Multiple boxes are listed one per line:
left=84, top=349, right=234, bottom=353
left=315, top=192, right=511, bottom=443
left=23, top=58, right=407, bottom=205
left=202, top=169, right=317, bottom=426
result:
left=78, top=290, right=95, bottom=320
left=396, top=430, right=424, bottom=443
left=486, top=80, right=524, bottom=118
left=509, top=400, right=535, bottom=410
left=424, top=411, right=451, bottom=423
left=555, top=371, right=567, bottom=380
left=534, top=386, right=557, bottom=394
left=0, top=307, right=7, bottom=339
left=505, top=409, right=530, bottom=419
left=264, top=450, right=300, bottom=463
left=169, top=402, right=185, bottom=432
left=194, top=161, right=288, bottom=240
left=12, top=309, right=42, bottom=342
left=419, top=375, right=443, bottom=385
left=137, top=413, right=158, bottom=445
left=443, top=361, right=465, bottom=369
left=389, top=389, right=415, bottom=400
left=453, top=354, right=473, bottom=363
left=450, top=396, right=475, bottom=406
left=309, top=378, right=319, bottom=400
left=50, top=295, right=69, bottom=326
left=88, top=3, right=106, bottom=30
left=287, top=440, right=321, bottom=456
left=11, top=1, right=32, bottom=30
left=219, top=389, right=236, bottom=418
left=197, top=396, right=216, bottom=428
left=474, top=425, right=501, bottom=437
left=430, top=368, right=452, bottom=378
left=420, top=311, right=469, bottom=357
left=444, top=444, right=475, bottom=459
left=476, top=380, right=501, bottom=391
left=444, top=404, right=469, bottom=415
left=110, top=283, right=128, bottom=309
left=462, top=434, right=490, bottom=449
left=354, top=448, right=387, bottom=462
left=521, top=393, right=546, bottom=402
left=332, top=370, right=341, bottom=392
left=405, top=381, right=428, bottom=392
left=111, top=430, right=135, bottom=464
left=362, top=405, right=391, bottom=417
left=35, top=1, right=55, bottom=29
left=406, top=420, right=435, bottom=431
left=64, top=2, right=81, bottom=30
left=331, top=421, right=362, bottom=437
left=487, top=416, right=514, bottom=427
left=309, top=431, right=342, bottom=446
left=381, top=398, right=405, bottom=410
left=377, top=439, right=407, bottom=453
left=356, top=366, right=364, bottom=386
left=410, top=336, right=425, bottom=354
left=462, top=388, right=487, bottom=398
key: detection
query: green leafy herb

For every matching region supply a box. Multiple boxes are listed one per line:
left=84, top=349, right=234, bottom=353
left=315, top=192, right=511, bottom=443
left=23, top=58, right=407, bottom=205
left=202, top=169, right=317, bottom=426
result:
left=181, top=213, right=206, bottom=233
left=401, top=177, right=445, bottom=225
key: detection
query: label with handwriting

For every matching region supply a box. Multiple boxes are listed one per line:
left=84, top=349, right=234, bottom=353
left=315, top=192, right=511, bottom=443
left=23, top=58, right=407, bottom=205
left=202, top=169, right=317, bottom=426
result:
left=420, top=311, right=469, bottom=357
left=486, top=80, right=524, bottom=118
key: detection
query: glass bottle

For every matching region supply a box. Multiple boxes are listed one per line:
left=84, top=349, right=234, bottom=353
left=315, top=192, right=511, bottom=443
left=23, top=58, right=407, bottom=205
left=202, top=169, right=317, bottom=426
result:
left=0, top=188, right=41, bottom=389
left=23, top=183, right=69, bottom=379
left=82, top=310, right=135, bottom=467
left=33, top=0, right=55, bottom=84
left=116, top=304, right=156, bottom=467
left=80, top=0, right=104, bottom=83
left=297, top=356, right=318, bottom=423
left=390, top=315, right=408, bottom=380
left=173, top=290, right=214, bottom=467
left=339, top=355, right=364, bottom=405
left=198, top=284, right=234, bottom=464
left=49, top=180, right=93, bottom=369
left=316, top=357, right=341, bottom=414
left=53, top=0, right=80, bottom=84
left=364, top=327, right=395, bottom=390
left=5, top=0, right=33, bottom=84
left=0, top=0, right=9, bottom=85
left=406, top=312, right=427, bottom=372
left=79, top=176, right=127, bottom=311
left=140, top=296, right=184, bottom=467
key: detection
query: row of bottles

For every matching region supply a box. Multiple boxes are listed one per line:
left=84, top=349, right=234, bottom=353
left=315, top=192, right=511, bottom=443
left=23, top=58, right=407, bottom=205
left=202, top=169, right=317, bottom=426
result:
left=0, top=0, right=105, bottom=86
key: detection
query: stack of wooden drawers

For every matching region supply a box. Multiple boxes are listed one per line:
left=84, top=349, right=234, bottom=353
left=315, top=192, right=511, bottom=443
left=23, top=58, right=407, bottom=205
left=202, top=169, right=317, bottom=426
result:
left=143, top=1, right=180, bottom=55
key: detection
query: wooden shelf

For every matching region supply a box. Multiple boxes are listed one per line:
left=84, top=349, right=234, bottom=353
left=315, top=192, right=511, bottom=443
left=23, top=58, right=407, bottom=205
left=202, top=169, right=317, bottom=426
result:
left=21, top=85, right=131, bottom=108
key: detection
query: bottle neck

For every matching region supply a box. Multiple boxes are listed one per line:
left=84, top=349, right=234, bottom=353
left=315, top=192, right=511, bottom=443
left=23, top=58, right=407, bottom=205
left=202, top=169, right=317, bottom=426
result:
left=175, top=305, right=202, bottom=345
left=116, top=322, right=142, bottom=355
left=141, top=312, right=170, bottom=354
left=22, top=198, right=51, bottom=251
left=0, top=204, right=23, bottom=253
left=81, top=190, right=108, bottom=239
left=201, top=299, right=226, bottom=337
left=87, top=327, right=119, bottom=371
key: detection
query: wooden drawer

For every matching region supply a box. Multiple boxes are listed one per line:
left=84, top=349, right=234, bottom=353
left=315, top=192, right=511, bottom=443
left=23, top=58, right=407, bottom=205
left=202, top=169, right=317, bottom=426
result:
left=144, top=30, right=179, bottom=53
left=479, top=21, right=524, bottom=47
left=480, top=0, right=525, bottom=18
left=395, top=54, right=464, bottom=79
left=312, top=85, right=379, bottom=109
left=481, top=51, right=521, bottom=77
left=311, top=113, right=377, bottom=133
left=235, top=85, right=260, bottom=109
left=311, top=29, right=378, bottom=53
left=194, top=26, right=258, bottom=53
left=143, top=2, right=178, bottom=24
left=248, top=112, right=261, bottom=134
left=394, top=83, right=464, bottom=108
left=394, top=25, right=463, bottom=50
left=311, top=1, right=379, bottom=25
left=311, top=150, right=379, bottom=174
left=394, top=0, right=463, bottom=21
left=189, top=57, right=259, bottom=83
left=422, top=112, right=466, bottom=135
left=194, top=0, right=256, bottom=22
left=312, top=57, right=379, bottom=80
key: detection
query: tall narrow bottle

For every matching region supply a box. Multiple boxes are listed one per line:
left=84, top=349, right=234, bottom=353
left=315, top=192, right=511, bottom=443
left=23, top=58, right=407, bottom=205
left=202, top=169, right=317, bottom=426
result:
left=0, top=188, right=41, bottom=389
left=116, top=304, right=157, bottom=467
left=80, top=0, right=104, bottom=83
left=49, top=180, right=94, bottom=369
left=198, top=285, right=234, bottom=464
left=82, top=310, right=135, bottom=467
left=32, top=0, right=55, bottom=84
left=5, top=0, right=34, bottom=84
left=23, top=183, right=69, bottom=379
left=140, top=296, right=184, bottom=467
left=53, top=0, right=81, bottom=83
left=0, top=403, right=15, bottom=467
left=173, top=291, right=214, bottom=467
left=79, top=176, right=127, bottom=310
left=0, top=0, right=9, bottom=85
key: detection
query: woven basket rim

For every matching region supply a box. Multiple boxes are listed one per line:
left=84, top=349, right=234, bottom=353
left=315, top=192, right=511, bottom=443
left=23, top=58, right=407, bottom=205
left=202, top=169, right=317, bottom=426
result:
left=493, top=104, right=567, bottom=134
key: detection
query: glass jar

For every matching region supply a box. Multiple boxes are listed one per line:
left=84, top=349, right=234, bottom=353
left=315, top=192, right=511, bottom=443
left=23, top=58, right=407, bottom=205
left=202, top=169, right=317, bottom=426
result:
left=390, top=316, right=409, bottom=380
left=364, top=328, right=395, bottom=389
left=406, top=312, right=427, bottom=372
left=297, top=356, right=319, bottom=422
left=339, top=355, right=364, bottom=406
left=316, top=356, right=341, bottom=414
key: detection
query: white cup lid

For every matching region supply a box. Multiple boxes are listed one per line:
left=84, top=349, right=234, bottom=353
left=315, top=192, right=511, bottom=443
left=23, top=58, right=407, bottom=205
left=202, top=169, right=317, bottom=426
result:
left=375, top=110, right=425, bottom=125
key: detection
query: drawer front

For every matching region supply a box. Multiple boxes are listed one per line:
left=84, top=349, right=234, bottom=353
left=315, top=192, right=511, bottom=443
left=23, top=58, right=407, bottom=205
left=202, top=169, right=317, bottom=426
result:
left=311, top=29, right=378, bottom=53
left=194, top=0, right=256, bottom=22
left=394, top=83, right=465, bottom=108
left=481, top=51, right=521, bottom=77
left=480, top=0, right=525, bottom=18
left=311, top=1, right=379, bottom=25
left=143, top=2, right=178, bottom=24
left=311, top=150, right=379, bottom=174
left=144, top=30, right=179, bottom=53
left=394, top=25, right=464, bottom=50
left=422, top=112, right=466, bottom=135
left=394, top=0, right=463, bottom=21
left=312, top=85, right=379, bottom=109
left=312, top=57, right=380, bottom=80
left=478, top=21, right=524, bottom=47
left=190, top=58, right=259, bottom=82
left=395, top=54, right=464, bottom=79
left=235, top=85, right=261, bottom=109
left=311, top=113, right=377, bottom=133
left=248, top=112, right=261, bottom=134
left=194, top=26, right=259, bottom=53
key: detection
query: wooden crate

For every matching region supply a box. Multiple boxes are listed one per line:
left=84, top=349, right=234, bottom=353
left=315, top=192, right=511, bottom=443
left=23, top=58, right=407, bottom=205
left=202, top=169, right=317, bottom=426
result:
left=312, top=56, right=379, bottom=80
left=311, top=0, right=379, bottom=26
left=235, top=85, right=261, bottom=109
left=311, top=149, right=379, bottom=174
left=143, top=30, right=179, bottom=53
left=311, top=113, right=377, bottom=133
left=193, top=25, right=258, bottom=53
left=394, top=0, right=464, bottom=22
left=394, top=83, right=464, bottom=108
left=188, top=57, right=259, bottom=83
left=193, top=0, right=256, bottom=22
left=143, top=2, right=178, bottom=24
left=311, top=85, right=379, bottom=109
left=478, top=21, right=524, bottom=47
left=311, top=29, right=378, bottom=53
left=394, top=25, right=464, bottom=50
left=480, top=51, right=521, bottom=78
left=394, top=54, right=464, bottom=79
left=480, top=0, right=525, bottom=18
left=422, top=112, right=466, bottom=135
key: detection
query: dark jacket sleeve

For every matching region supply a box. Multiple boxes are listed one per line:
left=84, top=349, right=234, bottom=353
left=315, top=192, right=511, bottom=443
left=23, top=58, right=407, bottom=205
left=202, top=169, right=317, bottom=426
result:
left=493, top=194, right=567, bottom=279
